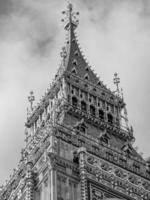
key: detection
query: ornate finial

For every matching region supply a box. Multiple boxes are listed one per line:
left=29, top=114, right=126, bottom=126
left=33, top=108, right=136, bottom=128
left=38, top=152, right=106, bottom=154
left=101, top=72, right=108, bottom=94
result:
left=60, top=46, right=67, bottom=66
left=28, top=91, right=35, bottom=111
left=113, top=73, right=120, bottom=96
left=60, top=46, right=67, bottom=58
left=61, top=2, right=79, bottom=30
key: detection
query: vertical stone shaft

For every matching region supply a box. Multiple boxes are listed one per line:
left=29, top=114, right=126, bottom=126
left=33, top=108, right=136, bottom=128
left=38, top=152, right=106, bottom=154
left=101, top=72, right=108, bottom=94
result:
left=78, top=147, right=88, bottom=200
left=48, top=132, right=58, bottom=200
left=25, top=161, right=34, bottom=200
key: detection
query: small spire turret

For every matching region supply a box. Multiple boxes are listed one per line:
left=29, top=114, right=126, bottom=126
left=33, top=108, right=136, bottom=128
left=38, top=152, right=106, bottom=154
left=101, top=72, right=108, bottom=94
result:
left=113, top=73, right=120, bottom=96
left=28, top=91, right=35, bottom=112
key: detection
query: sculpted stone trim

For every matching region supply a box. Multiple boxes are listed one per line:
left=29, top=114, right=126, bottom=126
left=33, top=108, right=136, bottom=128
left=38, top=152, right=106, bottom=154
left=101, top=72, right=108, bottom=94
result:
left=65, top=101, right=132, bottom=142
left=85, top=154, right=150, bottom=200
left=65, top=72, right=123, bottom=107
left=90, top=184, right=116, bottom=200
left=55, top=124, right=149, bottom=181
left=0, top=126, right=51, bottom=200
left=56, top=155, right=79, bottom=179
left=0, top=164, right=26, bottom=200
left=88, top=182, right=133, bottom=200
left=78, top=147, right=88, bottom=200
left=47, top=152, right=57, bottom=169
left=25, top=161, right=34, bottom=200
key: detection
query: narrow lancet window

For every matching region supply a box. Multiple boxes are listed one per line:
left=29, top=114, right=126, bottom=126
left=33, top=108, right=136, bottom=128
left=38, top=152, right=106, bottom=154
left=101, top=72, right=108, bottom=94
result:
left=107, top=113, right=113, bottom=124
left=90, top=105, right=96, bottom=117
left=99, top=110, right=104, bottom=120
left=72, top=96, right=78, bottom=107
left=81, top=101, right=87, bottom=112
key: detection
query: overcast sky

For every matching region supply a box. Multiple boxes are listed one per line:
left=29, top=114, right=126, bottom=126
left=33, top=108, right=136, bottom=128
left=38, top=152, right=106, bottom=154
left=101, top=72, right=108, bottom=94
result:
left=0, top=0, right=150, bottom=184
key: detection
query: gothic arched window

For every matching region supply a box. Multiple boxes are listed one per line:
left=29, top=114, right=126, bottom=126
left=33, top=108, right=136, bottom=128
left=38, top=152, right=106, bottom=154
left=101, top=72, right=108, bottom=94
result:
left=81, top=101, right=87, bottom=112
left=90, top=105, right=96, bottom=117
left=107, top=113, right=113, bottom=124
left=72, top=96, right=78, bottom=107
left=99, top=109, right=104, bottom=120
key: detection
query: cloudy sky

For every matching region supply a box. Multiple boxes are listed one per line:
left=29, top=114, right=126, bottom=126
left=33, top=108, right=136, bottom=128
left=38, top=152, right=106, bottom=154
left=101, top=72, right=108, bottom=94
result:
left=0, top=0, right=150, bottom=183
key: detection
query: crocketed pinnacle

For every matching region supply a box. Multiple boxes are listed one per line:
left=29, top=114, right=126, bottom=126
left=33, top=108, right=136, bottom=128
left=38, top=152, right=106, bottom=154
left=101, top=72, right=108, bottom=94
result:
left=61, top=3, right=100, bottom=85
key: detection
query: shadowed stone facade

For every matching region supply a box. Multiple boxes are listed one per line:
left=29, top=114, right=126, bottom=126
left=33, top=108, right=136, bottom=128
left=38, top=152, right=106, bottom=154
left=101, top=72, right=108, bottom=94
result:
left=0, top=3, right=150, bottom=200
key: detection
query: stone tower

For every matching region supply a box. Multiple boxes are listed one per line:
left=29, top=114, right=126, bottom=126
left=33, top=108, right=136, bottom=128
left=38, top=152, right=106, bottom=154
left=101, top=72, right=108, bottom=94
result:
left=1, top=3, right=150, bottom=200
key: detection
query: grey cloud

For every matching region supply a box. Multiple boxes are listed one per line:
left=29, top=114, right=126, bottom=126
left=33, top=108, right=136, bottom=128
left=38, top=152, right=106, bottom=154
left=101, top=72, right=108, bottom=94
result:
left=0, top=0, right=12, bottom=16
left=30, top=36, right=55, bottom=57
left=0, top=0, right=61, bottom=61
left=78, top=0, right=150, bottom=26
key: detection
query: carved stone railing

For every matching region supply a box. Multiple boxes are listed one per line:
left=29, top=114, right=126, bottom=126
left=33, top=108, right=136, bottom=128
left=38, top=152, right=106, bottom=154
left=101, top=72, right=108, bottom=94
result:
left=55, top=123, right=149, bottom=181
left=65, top=71, right=124, bottom=107
left=63, top=100, right=133, bottom=142
left=85, top=152, right=150, bottom=200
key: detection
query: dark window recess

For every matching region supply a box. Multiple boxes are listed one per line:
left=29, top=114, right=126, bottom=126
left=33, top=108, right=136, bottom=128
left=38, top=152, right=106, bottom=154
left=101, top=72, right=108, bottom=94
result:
left=81, top=101, right=87, bottom=112
left=75, top=79, right=79, bottom=83
left=84, top=75, right=89, bottom=80
left=97, top=81, right=101, bottom=86
left=99, top=110, right=104, bottom=120
left=116, top=118, right=119, bottom=126
left=93, top=88, right=97, bottom=92
left=72, top=69, right=77, bottom=74
left=75, top=51, right=79, bottom=56
left=67, top=95, right=70, bottom=103
left=72, top=38, right=76, bottom=43
left=85, top=67, right=89, bottom=71
left=90, top=105, right=96, bottom=116
left=107, top=113, right=113, bottom=124
left=110, top=96, right=114, bottom=100
left=80, top=126, right=86, bottom=133
left=101, top=134, right=109, bottom=144
left=72, top=97, right=78, bottom=107
left=58, top=198, right=64, bottom=200
left=72, top=60, right=77, bottom=65
left=73, top=151, right=79, bottom=164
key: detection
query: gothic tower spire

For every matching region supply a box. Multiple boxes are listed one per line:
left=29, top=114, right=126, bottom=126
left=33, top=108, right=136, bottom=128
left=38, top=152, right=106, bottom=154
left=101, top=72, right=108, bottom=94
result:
left=1, top=3, right=150, bottom=200
left=61, top=3, right=102, bottom=86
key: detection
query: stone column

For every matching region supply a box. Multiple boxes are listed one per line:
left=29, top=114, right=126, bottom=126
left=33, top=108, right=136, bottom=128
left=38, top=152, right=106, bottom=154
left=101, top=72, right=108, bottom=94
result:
left=47, top=132, right=58, bottom=200
left=25, top=161, right=34, bottom=200
left=77, top=147, right=88, bottom=200
left=66, top=177, right=70, bottom=200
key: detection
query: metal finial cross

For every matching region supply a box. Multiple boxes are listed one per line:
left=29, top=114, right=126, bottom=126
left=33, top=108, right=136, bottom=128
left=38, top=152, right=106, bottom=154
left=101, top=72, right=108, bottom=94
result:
left=113, top=73, right=120, bottom=95
left=28, top=91, right=35, bottom=111
left=61, top=2, right=79, bottom=29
